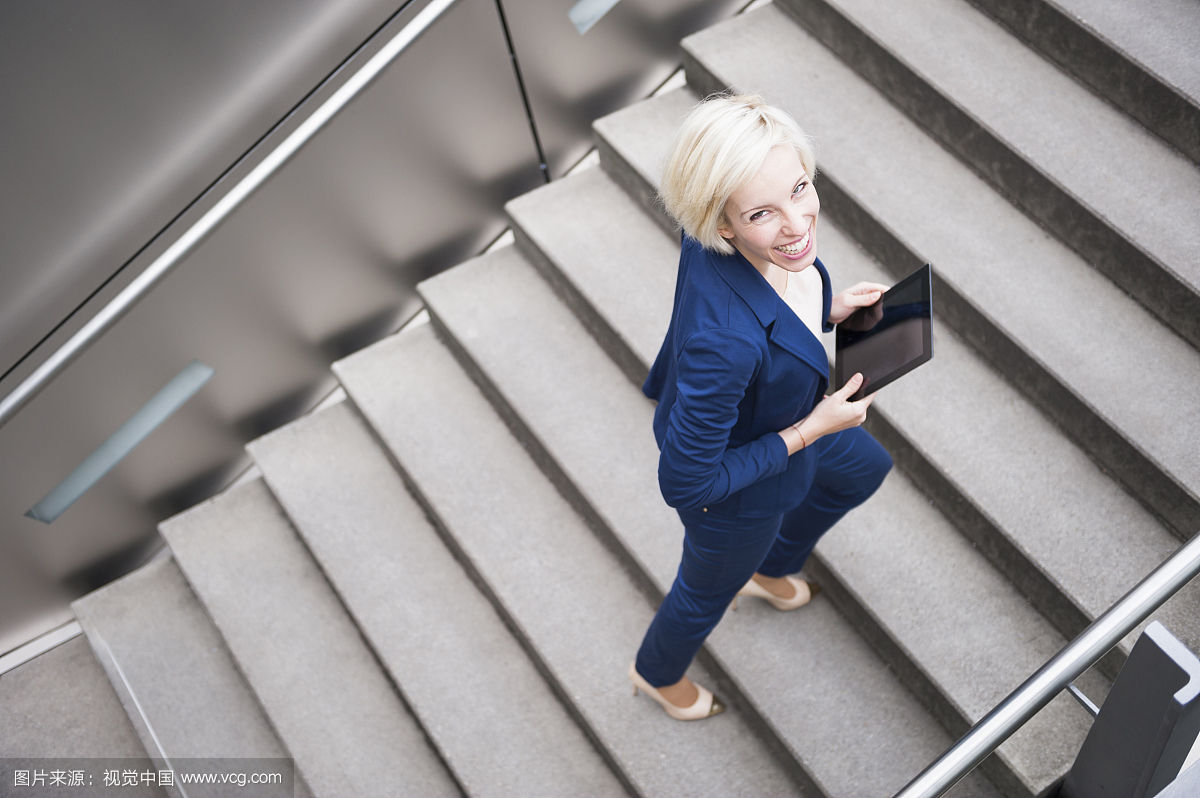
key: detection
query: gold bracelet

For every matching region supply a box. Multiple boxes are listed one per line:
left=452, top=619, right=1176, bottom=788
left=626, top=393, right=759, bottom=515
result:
left=791, top=423, right=807, bottom=449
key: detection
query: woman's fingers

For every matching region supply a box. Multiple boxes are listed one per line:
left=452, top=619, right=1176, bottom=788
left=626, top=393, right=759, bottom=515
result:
left=805, top=374, right=875, bottom=439
left=843, top=282, right=888, bottom=307
left=846, top=288, right=884, bottom=306
left=833, top=374, right=873, bottom=425
left=849, top=281, right=890, bottom=294
left=852, top=291, right=883, bottom=308
left=832, top=372, right=864, bottom=399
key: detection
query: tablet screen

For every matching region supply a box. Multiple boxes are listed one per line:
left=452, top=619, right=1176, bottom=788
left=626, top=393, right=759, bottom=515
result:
left=835, top=263, right=933, bottom=401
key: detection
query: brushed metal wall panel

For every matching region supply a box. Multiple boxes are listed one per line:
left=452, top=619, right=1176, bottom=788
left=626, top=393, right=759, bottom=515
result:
left=500, top=0, right=745, bottom=177
left=0, top=0, right=540, bottom=646
left=0, top=0, right=402, bottom=380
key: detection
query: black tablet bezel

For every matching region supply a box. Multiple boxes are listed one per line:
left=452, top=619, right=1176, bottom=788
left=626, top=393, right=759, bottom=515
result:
left=834, top=263, right=933, bottom=401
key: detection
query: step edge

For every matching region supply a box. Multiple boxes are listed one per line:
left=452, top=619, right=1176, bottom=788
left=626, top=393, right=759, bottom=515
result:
left=600, top=73, right=1200, bottom=541
left=415, top=272, right=834, bottom=796
left=331, top=334, right=647, bottom=798
left=72, top=554, right=316, bottom=798
left=417, top=255, right=1013, bottom=797
left=525, top=134, right=1159, bottom=674
left=159, top=477, right=461, bottom=798
left=965, top=0, right=1200, bottom=163
left=772, top=0, right=1200, bottom=351
left=247, top=401, right=630, bottom=797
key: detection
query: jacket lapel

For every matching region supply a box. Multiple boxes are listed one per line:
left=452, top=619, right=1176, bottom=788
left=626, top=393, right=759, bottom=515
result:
left=768, top=301, right=831, bottom=376
left=709, top=247, right=832, bottom=376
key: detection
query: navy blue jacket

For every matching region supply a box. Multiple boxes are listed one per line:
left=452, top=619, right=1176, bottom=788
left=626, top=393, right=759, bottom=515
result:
left=643, top=233, right=833, bottom=517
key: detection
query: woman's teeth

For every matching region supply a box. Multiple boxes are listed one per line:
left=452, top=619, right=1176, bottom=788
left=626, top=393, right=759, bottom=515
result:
left=775, top=231, right=810, bottom=255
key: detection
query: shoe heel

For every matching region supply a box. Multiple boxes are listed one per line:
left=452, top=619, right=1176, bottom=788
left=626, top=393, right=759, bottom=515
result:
left=736, top=575, right=819, bottom=611
left=628, top=662, right=725, bottom=721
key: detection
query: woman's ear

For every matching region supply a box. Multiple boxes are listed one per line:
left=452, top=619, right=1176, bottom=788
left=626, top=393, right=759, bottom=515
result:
left=716, top=215, right=734, bottom=240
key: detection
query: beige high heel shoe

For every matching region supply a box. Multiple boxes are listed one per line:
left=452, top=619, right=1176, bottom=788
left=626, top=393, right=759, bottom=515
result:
left=628, top=663, right=725, bottom=721
left=732, top=575, right=820, bottom=611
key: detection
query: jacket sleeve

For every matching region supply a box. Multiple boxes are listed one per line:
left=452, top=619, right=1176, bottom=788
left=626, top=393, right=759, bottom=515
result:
left=657, top=327, right=790, bottom=509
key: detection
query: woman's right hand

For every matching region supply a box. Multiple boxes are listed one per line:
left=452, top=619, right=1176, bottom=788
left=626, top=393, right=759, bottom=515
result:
left=783, top=373, right=875, bottom=453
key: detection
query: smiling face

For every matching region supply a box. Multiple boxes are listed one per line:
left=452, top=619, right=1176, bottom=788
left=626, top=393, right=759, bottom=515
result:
left=717, top=144, right=820, bottom=277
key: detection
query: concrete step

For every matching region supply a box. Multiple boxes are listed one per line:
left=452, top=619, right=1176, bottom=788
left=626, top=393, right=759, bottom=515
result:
left=507, top=170, right=1111, bottom=793
left=613, top=11, right=1200, bottom=543
left=967, top=0, right=1200, bottom=163
left=159, top=479, right=458, bottom=798
left=334, top=322, right=805, bottom=798
left=814, top=226, right=1200, bottom=669
left=506, top=170, right=679, bottom=388
left=0, top=635, right=161, bottom=797
left=775, top=0, right=1200, bottom=352
left=589, top=93, right=1200, bottom=665
left=809, top=474, right=1096, bottom=797
left=71, top=555, right=313, bottom=798
left=514, top=148, right=1200, bottom=663
left=415, top=245, right=1003, bottom=797
left=246, top=400, right=628, bottom=798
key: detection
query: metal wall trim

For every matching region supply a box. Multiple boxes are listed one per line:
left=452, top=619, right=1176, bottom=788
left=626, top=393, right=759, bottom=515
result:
left=493, top=0, right=551, bottom=184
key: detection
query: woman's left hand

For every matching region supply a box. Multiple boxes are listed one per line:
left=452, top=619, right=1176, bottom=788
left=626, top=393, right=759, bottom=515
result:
left=828, top=282, right=890, bottom=325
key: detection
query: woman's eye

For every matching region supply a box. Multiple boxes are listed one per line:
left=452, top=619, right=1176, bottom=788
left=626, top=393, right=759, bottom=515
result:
left=792, top=180, right=808, bottom=196
left=749, top=210, right=769, bottom=222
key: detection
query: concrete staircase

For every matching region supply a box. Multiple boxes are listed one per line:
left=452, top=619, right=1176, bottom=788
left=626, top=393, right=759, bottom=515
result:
left=4, top=1, right=1198, bottom=796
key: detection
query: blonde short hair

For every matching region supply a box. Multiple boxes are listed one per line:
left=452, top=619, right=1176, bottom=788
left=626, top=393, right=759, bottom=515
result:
left=659, top=93, right=816, bottom=254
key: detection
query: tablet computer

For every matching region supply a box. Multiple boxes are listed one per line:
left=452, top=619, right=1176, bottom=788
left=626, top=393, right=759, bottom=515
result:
left=835, top=263, right=933, bottom=401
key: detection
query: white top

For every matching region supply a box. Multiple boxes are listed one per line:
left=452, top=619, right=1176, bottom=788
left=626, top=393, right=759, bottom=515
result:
left=782, top=265, right=825, bottom=341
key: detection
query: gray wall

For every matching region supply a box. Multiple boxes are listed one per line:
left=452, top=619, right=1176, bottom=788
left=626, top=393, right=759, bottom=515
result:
left=0, top=0, right=744, bottom=655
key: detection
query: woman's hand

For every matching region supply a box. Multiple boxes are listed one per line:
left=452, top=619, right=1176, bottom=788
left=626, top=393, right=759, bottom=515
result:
left=781, top=373, right=875, bottom=454
left=828, top=282, right=889, bottom=325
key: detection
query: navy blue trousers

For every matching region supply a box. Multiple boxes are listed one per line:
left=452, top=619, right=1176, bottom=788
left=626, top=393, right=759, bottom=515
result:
left=634, top=426, right=892, bottom=687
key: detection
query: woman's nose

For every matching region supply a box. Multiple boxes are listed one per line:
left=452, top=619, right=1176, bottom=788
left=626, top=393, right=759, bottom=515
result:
left=782, top=207, right=811, bottom=235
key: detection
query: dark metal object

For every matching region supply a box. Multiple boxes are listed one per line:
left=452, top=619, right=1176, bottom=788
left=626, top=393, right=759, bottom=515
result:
left=1154, top=760, right=1200, bottom=798
left=1059, top=622, right=1200, bottom=798
left=1064, top=682, right=1099, bottom=717
left=894, top=533, right=1200, bottom=797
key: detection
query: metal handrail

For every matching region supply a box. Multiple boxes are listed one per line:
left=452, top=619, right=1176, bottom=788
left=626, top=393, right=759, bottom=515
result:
left=0, top=0, right=458, bottom=430
left=894, top=532, right=1200, bottom=798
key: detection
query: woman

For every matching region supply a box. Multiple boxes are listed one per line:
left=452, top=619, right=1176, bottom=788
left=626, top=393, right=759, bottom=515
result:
left=629, top=94, right=893, bottom=720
